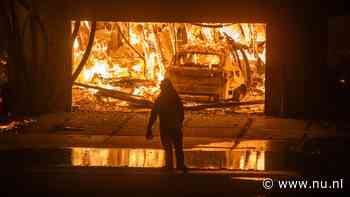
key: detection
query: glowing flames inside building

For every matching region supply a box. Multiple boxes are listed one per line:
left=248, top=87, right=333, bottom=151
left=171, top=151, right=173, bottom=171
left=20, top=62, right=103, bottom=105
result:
left=72, top=21, right=266, bottom=112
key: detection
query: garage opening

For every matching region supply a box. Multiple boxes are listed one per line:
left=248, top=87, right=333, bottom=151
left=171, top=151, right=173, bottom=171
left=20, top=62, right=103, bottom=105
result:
left=71, top=21, right=266, bottom=112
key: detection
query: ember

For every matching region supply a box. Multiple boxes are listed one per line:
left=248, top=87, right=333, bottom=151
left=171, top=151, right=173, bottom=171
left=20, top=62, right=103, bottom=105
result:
left=72, top=22, right=266, bottom=112
left=0, top=119, right=36, bottom=134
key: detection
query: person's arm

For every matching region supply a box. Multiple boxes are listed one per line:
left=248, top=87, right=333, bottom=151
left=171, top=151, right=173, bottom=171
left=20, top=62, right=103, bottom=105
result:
left=178, top=96, right=185, bottom=123
left=146, top=98, right=159, bottom=139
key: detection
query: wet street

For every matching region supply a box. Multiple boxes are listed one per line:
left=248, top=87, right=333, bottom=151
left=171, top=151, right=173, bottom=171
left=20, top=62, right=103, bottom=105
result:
left=1, top=137, right=349, bottom=196
left=0, top=113, right=349, bottom=196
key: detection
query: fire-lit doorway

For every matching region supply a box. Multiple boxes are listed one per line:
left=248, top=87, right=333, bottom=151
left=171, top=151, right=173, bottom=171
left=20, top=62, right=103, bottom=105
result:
left=71, top=22, right=266, bottom=112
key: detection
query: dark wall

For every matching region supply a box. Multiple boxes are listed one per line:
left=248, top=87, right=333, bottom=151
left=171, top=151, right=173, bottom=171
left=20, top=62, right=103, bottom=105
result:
left=40, top=0, right=272, bottom=22
left=327, top=16, right=350, bottom=121
left=7, top=0, right=328, bottom=118
left=3, top=0, right=71, bottom=114
left=328, top=16, right=350, bottom=67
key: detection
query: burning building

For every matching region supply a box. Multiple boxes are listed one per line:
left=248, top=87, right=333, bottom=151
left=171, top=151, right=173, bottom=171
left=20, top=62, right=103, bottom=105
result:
left=72, top=21, right=266, bottom=112
left=1, top=0, right=329, bottom=119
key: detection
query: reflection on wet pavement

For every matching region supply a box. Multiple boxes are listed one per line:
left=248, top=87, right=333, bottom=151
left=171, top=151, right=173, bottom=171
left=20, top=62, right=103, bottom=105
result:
left=0, top=140, right=273, bottom=170
left=1, top=138, right=350, bottom=179
left=72, top=148, right=165, bottom=168
left=71, top=147, right=265, bottom=170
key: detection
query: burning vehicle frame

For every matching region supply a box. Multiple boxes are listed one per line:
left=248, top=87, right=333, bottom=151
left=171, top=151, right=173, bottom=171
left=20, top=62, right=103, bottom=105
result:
left=70, top=21, right=266, bottom=112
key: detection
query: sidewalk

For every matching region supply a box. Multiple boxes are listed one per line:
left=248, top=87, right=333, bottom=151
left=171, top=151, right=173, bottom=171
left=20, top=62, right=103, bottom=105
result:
left=0, top=111, right=342, bottom=149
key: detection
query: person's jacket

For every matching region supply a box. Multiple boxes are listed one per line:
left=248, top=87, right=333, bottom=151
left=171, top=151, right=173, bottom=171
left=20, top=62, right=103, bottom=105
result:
left=148, top=91, right=184, bottom=131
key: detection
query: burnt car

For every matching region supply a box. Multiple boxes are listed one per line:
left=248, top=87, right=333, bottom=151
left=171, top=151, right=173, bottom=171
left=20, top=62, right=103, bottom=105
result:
left=166, top=45, right=248, bottom=101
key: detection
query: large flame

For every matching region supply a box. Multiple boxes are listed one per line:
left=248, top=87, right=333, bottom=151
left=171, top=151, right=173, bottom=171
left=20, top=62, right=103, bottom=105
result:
left=72, top=21, right=266, bottom=112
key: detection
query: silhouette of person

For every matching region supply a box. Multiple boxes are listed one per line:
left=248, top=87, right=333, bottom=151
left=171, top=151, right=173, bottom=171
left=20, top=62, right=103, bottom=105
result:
left=146, top=79, right=187, bottom=172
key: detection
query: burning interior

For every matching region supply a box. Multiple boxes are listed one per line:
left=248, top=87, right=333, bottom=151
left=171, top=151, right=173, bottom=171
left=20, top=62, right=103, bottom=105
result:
left=72, top=22, right=266, bottom=112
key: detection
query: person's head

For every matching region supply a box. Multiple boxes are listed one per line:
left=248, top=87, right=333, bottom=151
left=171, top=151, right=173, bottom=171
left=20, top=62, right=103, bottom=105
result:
left=160, top=78, right=174, bottom=93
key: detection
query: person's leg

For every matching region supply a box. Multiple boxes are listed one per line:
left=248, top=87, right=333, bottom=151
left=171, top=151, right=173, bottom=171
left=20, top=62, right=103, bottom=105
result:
left=160, top=132, right=173, bottom=169
left=172, top=129, right=186, bottom=171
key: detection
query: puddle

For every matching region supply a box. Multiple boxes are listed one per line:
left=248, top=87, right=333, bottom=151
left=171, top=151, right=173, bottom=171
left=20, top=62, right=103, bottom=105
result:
left=71, top=147, right=266, bottom=170
left=1, top=138, right=349, bottom=175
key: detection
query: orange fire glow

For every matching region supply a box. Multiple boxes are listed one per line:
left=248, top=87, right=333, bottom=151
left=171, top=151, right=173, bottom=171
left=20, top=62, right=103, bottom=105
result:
left=71, top=147, right=265, bottom=170
left=72, top=21, right=266, bottom=112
